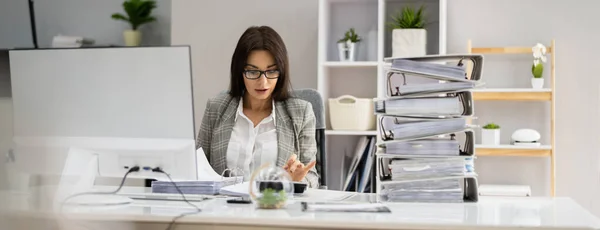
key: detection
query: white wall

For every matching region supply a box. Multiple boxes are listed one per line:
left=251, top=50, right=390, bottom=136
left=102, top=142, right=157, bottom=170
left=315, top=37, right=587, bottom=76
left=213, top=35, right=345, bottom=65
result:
left=447, top=0, right=600, bottom=216
left=171, top=0, right=319, bottom=132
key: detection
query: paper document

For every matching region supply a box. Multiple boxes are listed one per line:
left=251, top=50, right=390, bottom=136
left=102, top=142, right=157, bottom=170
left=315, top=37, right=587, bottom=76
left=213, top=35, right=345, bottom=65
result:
left=151, top=148, right=243, bottom=195
left=219, top=181, right=355, bottom=201
left=301, top=202, right=391, bottom=213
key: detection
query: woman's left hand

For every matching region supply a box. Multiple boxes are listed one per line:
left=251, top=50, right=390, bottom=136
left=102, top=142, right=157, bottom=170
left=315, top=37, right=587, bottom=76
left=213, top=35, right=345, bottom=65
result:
left=283, top=154, right=316, bottom=182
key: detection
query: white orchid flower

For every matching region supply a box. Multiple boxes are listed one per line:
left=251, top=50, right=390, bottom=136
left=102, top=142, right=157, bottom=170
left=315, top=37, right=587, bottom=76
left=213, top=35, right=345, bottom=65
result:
left=532, top=43, right=547, bottom=63
left=532, top=43, right=547, bottom=58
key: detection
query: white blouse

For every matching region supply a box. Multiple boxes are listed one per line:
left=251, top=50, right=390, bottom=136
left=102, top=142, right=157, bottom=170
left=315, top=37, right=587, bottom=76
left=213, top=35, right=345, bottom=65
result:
left=226, top=100, right=278, bottom=180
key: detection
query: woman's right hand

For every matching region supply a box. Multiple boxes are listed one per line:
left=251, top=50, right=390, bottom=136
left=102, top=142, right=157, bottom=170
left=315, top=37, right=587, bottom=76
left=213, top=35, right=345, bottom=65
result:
left=283, top=154, right=316, bottom=182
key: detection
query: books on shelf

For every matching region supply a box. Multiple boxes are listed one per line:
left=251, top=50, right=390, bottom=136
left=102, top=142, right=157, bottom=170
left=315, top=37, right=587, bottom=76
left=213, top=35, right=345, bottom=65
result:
left=342, top=136, right=377, bottom=193
left=374, top=54, right=484, bottom=203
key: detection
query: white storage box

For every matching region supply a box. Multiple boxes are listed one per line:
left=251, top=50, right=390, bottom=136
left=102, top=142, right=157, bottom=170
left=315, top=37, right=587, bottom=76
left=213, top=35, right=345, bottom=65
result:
left=328, top=95, right=376, bottom=131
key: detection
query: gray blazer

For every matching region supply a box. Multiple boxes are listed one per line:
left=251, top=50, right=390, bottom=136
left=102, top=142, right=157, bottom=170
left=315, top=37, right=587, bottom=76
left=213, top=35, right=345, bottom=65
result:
left=196, top=93, right=320, bottom=188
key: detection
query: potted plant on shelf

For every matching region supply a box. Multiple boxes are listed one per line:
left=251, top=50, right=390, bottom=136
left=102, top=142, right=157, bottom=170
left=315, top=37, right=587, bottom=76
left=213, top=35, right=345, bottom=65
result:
left=337, top=28, right=362, bottom=62
left=531, top=43, right=547, bottom=89
left=111, top=0, right=157, bottom=46
left=388, top=5, right=427, bottom=58
left=482, top=123, right=501, bottom=145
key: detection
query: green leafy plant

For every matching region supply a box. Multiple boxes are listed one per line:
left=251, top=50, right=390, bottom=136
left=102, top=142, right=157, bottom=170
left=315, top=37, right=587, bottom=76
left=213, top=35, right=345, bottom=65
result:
left=388, top=5, right=426, bottom=29
left=483, top=123, right=500, bottom=129
left=111, top=0, right=157, bottom=30
left=257, top=188, right=287, bottom=209
left=338, top=28, right=362, bottom=43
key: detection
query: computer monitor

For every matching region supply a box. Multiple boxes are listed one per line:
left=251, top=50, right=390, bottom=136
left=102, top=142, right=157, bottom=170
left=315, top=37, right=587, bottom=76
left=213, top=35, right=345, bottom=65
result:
left=8, top=46, right=198, bottom=205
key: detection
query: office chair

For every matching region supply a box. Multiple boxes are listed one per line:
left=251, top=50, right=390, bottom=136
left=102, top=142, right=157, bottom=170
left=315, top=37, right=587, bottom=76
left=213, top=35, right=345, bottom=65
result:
left=292, top=89, right=327, bottom=189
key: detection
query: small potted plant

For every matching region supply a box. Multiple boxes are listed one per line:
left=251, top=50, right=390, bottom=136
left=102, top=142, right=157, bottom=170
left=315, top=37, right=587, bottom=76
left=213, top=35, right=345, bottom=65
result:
left=482, top=123, right=501, bottom=145
left=111, top=0, right=157, bottom=46
left=337, top=28, right=362, bottom=62
left=531, top=43, right=547, bottom=89
left=388, top=5, right=427, bottom=58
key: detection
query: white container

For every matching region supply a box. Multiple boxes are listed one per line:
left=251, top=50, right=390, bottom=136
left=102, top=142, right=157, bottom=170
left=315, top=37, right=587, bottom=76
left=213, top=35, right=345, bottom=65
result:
left=531, top=78, right=544, bottom=89
left=392, top=29, right=427, bottom=58
left=328, top=95, right=375, bottom=131
left=481, top=129, right=500, bottom=145
left=337, top=41, right=357, bottom=62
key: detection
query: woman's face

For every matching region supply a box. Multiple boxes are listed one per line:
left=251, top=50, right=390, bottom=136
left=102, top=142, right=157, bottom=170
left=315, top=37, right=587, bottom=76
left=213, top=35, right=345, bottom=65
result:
left=243, top=50, right=279, bottom=101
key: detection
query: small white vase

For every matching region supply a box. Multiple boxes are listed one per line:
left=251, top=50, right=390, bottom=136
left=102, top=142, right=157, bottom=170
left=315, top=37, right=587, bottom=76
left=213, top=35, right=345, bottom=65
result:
left=481, top=129, right=500, bottom=145
left=392, top=29, right=427, bottom=58
left=338, top=41, right=357, bottom=62
left=123, top=29, right=142, bottom=46
left=531, top=78, right=544, bottom=89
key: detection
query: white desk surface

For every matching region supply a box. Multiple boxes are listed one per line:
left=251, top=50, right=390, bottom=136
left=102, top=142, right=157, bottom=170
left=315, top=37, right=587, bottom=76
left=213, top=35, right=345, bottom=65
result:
left=4, top=186, right=600, bottom=230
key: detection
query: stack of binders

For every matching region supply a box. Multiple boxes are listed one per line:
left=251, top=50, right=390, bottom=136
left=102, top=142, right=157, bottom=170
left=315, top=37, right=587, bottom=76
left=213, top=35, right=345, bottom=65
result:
left=374, top=54, right=484, bottom=203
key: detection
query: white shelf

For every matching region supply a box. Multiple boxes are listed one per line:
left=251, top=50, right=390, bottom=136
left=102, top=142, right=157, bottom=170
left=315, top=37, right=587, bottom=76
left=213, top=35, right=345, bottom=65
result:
left=323, top=61, right=379, bottom=67
left=325, top=130, right=378, bottom=136
left=471, top=88, right=552, bottom=92
left=318, top=0, right=447, bottom=191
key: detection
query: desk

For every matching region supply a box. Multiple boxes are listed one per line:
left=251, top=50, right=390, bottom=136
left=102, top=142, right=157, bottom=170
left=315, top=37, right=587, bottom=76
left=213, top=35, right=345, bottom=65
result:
left=3, top=186, right=600, bottom=230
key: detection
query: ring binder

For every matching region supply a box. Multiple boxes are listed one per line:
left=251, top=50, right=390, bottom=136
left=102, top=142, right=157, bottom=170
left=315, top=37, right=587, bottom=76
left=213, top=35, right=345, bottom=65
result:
left=374, top=54, right=484, bottom=203
left=221, top=167, right=244, bottom=185
left=375, top=91, right=474, bottom=118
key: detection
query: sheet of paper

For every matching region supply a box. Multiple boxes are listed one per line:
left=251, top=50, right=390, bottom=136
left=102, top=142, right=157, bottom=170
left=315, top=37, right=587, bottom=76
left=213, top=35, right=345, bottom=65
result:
left=219, top=181, right=356, bottom=202
left=301, top=202, right=391, bottom=213
left=196, top=148, right=224, bottom=180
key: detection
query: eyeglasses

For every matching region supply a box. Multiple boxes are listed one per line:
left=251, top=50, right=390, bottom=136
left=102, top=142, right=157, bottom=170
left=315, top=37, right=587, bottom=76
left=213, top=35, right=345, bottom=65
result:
left=243, top=69, right=280, bottom=79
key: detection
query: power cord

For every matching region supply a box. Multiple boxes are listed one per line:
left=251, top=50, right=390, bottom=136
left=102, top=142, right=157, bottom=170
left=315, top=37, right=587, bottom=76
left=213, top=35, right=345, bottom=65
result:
left=60, top=166, right=141, bottom=210
left=151, top=167, right=202, bottom=230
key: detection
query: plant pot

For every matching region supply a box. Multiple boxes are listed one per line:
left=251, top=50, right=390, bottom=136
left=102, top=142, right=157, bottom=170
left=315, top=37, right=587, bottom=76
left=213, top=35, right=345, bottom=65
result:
left=481, top=129, right=500, bottom=145
left=338, top=41, right=357, bottom=62
left=392, top=29, right=427, bottom=58
left=123, top=29, right=142, bottom=46
left=531, top=78, right=544, bottom=89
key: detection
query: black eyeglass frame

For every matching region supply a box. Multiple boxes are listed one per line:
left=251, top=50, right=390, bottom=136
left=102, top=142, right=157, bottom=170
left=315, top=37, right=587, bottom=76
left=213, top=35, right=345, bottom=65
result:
left=243, top=69, right=281, bottom=80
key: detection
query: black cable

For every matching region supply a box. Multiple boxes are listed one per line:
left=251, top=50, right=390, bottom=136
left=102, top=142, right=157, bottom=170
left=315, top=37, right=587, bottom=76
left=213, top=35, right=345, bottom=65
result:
left=60, top=166, right=141, bottom=210
left=151, top=167, right=202, bottom=230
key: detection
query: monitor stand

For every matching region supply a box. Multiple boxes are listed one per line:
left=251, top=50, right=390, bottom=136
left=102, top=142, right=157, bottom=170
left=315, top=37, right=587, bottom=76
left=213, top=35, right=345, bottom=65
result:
left=55, top=148, right=133, bottom=207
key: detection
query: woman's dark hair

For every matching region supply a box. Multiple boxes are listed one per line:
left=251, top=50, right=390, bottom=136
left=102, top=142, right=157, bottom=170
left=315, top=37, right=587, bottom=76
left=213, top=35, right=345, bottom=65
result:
left=229, top=26, right=291, bottom=101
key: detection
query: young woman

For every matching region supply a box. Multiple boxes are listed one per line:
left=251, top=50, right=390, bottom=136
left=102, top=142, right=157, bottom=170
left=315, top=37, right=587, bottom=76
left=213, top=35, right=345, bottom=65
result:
left=197, top=26, right=319, bottom=188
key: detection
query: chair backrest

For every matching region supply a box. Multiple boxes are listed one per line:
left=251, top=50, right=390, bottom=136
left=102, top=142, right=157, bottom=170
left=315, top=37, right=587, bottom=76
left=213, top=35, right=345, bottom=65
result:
left=292, top=89, right=327, bottom=188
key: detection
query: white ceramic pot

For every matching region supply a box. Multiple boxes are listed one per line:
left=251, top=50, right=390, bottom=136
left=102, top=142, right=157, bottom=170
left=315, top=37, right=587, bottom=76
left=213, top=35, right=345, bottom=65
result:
left=531, top=78, right=544, bottom=89
left=392, top=29, right=427, bottom=58
left=481, top=129, right=500, bottom=145
left=338, top=41, right=357, bottom=62
left=123, top=30, right=142, bottom=46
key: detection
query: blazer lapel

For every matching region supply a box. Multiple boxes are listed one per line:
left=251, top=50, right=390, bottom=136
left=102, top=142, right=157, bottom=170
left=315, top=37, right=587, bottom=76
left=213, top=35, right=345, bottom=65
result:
left=275, top=101, right=296, bottom=167
left=211, top=97, right=239, bottom=174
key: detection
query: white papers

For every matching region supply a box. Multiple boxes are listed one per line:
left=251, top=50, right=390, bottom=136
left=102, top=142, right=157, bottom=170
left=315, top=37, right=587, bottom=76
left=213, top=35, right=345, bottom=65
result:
left=151, top=148, right=243, bottom=195
left=219, top=181, right=251, bottom=197
left=196, top=148, right=227, bottom=180
left=381, top=97, right=462, bottom=116
left=219, top=181, right=356, bottom=202
left=381, top=117, right=467, bottom=140
left=301, top=202, right=390, bottom=213
left=383, top=139, right=460, bottom=156
left=398, top=82, right=475, bottom=96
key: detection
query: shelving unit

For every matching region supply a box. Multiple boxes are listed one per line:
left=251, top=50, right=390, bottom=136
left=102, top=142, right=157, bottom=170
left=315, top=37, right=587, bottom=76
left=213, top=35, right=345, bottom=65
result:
left=467, top=39, right=556, bottom=196
left=317, top=0, right=447, bottom=190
